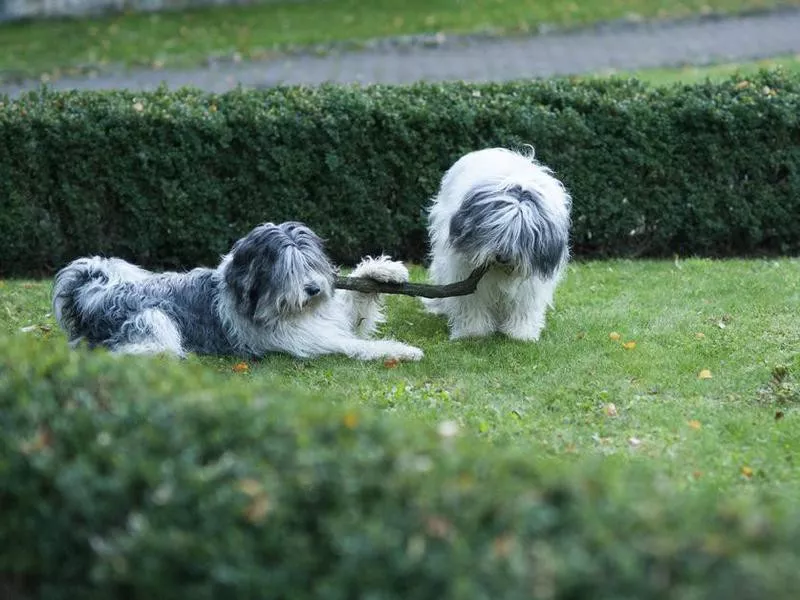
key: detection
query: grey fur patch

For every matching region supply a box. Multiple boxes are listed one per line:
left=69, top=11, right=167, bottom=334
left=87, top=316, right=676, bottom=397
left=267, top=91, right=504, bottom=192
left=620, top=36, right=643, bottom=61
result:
left=52, top=221, right=336, bottom=357
left=449, top=183, right=568, bottom=278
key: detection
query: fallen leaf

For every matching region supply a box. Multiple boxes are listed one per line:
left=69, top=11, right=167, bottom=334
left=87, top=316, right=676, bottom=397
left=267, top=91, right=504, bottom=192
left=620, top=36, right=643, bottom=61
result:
left=20, top=425, right=53, bottom=454
left=622, top=341, right=636, bottom=350
left=734, top=80, right=750, bottom=89
left=775, top=410, right=785, bottom=421
left=698, top=369, right=713, bottom=380
left=244, top=494, right=270, bottom=523
left=609, top=331, right=621, bottom=341
left=425, top=515, right=451, bottom=539
left=695, top=332, right=706, bottom=340
left=692, top=470, right=703, bottom=479
left=133, top=101, right=144, bottom=112
left=493, top=534, right=515, bottom=558
left=687, top=419, right=701, bottom=430
left=604, top=403, right=618, bottom=417
left=237, top=478, right=263, bottom=497
left=741, top=466, right=753, bottom=478
left=384, top=358, right=399, bottom=368
left=628, top=437, right=642, bottom=447
left=232, top=362, right=250, bottom=373
left=342, top=412, right=359, bottom=429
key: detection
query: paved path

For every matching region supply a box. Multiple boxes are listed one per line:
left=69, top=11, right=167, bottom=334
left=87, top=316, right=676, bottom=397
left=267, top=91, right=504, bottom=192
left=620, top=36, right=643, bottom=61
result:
left=2, top=8, right=800, bottom=96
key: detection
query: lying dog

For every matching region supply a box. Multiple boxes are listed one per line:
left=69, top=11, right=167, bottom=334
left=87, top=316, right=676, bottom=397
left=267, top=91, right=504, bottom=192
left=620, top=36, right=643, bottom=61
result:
left=53, top=221, right=423, bottom=362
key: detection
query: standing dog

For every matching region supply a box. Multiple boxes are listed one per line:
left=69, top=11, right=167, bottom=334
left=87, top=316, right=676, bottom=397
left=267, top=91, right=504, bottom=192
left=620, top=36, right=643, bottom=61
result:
left=53, top=221, right=423, bottom=361
left=425, top=147, right=571, bottom=341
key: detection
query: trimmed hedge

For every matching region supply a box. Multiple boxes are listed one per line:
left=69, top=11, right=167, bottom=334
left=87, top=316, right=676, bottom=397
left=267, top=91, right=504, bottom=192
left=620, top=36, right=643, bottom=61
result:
left=2, top=335, right=800, bottom=598
left=1, top=72, right=799, bottom=276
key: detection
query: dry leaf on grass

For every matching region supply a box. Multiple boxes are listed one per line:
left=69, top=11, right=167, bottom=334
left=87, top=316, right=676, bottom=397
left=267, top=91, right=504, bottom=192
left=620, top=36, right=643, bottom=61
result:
left=425, top=515, right=452, bottom=539
left=232, top=362, right=250, bottom=373
left=687, top=419, right=702, bottom=430
left=342, top=412, right=359, bottom=429
left=622, top=341, right=637, bottom=350
left=698, top=369, right=713, bottom=380
left=741, top=466, right=753, bottom=478
left=604, top=403, right=618, bottom=417
left=628, top=437, right=642, bottom=447
left=237, top=479, right=263, bottom=497
left=383, top=358, right=399, bottom=368
left=609, top=331, right=621, bottom=341
left=244, top=494, right=270, bottom=523
left=695, top=332, right=706, bottom=340
left=238, top=479, right=270, bottom=523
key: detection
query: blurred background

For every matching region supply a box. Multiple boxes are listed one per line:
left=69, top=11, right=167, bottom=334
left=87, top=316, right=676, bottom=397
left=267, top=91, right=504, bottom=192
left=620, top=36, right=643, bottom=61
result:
left=1, top=0, right=799, bottom=94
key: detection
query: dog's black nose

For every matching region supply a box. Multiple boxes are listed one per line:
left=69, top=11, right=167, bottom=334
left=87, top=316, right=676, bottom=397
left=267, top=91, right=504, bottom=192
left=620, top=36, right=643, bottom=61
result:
left=305, top=284, right=321, bottom=297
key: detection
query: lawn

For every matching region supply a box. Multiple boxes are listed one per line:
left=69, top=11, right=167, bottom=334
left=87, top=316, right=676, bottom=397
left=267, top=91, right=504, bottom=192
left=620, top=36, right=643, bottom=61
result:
left=0, top=0, right=795, bottom=80
left=606, top=53, right=800, bottom=84
left=5, top=258, right=799, bottom=496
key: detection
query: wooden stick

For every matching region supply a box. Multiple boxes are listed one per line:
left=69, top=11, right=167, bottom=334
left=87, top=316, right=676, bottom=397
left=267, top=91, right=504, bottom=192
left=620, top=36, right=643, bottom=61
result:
left=334, top=265, right=489, bottom=298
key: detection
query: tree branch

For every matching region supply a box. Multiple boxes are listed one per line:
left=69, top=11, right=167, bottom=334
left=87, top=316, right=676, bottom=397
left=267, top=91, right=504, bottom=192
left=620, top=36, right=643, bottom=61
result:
left=334, top=265, right=488, bottom=298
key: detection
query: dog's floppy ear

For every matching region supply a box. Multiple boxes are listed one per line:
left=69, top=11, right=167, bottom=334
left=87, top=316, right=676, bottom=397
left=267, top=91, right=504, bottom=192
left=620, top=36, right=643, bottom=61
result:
left=225, top=229, right=272, bottom=319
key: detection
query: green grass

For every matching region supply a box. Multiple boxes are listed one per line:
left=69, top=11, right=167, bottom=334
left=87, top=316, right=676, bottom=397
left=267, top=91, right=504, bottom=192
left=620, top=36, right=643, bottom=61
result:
left=606, top=54, right=800, bottom=84
left=0, top=0, right=796, bottom=80
left=5, top=258, right=800, bottom=496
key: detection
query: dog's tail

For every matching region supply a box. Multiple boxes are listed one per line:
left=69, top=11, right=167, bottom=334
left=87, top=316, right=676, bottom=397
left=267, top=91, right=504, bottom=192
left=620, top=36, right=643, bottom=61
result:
left=52, top=257, right=114, bottom=342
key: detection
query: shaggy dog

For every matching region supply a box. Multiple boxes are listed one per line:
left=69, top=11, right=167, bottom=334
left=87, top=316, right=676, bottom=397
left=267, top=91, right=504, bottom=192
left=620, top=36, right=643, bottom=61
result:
left=424, top=147, right=572, bottom=341
left=53, top=221, right=423, bottom=361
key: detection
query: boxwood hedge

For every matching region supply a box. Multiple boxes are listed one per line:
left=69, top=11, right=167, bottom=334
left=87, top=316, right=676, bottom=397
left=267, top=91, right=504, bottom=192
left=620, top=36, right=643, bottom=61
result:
left=1, top=71, right=799, bottom=277
left=1, top=335, right=799, bottom=599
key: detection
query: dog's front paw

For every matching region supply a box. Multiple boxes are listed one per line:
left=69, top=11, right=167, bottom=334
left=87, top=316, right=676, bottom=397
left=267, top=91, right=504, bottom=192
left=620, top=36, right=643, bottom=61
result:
left=390, top=344, right=424, bottom=362
left=352, top=255, right=409, bottom=284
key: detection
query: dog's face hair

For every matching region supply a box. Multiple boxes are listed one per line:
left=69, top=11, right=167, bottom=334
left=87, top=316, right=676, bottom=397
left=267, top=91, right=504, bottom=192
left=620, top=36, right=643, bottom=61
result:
left=223, top=221, right=335, bottom=322
left=449, top=182, right=568, bottom=278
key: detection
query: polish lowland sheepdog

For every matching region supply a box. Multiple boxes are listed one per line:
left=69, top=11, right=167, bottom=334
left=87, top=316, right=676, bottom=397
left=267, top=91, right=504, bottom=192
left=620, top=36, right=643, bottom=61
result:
left=424, top=147, right=572, bottom=341
left=53, top=222, right=423, bottom=361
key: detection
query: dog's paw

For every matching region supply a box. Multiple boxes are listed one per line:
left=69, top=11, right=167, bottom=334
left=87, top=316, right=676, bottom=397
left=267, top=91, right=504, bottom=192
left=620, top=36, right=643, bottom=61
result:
left=352, top=255, right=409, bottom=284
left=449, top=326, right=495, bottom=340
left=390, top=344, right=424, bottom=361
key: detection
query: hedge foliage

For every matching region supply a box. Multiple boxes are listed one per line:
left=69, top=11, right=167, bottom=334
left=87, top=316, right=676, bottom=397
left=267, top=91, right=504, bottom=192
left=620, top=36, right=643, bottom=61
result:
left=1, top=335, right=800, bottom=599
left=1, top=71, right=799, bottom=276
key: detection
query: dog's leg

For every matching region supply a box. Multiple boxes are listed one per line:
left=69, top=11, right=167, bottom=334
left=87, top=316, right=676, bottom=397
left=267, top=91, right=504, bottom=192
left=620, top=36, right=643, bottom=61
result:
left=500, top=277, right=558, bottom=341
left=333, top=337, right=424, bottom=361
left=112, top=309, right=186, bottom=358
left=270, top=318, right=423, bottom=362
left=444, top=295, right=497, bottom=340
left=339, top=256, right=410, bottom=338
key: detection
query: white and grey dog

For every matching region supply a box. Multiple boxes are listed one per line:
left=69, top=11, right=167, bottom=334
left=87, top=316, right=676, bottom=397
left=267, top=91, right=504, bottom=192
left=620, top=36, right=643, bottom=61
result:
left=52, top=221, right=423, bottom=361
left=425, top=147, right=572, bottom=341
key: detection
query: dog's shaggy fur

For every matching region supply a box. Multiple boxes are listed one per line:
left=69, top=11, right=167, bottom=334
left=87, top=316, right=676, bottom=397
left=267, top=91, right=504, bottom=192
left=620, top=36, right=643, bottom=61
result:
left=424, top=147, right=572, bottom=341
left=53, top=221, right=423, bottom=361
